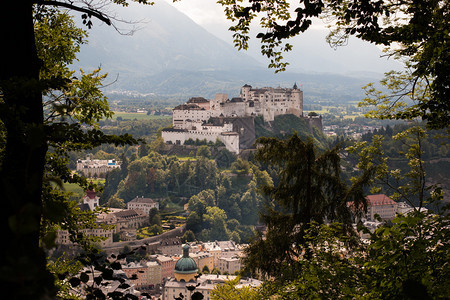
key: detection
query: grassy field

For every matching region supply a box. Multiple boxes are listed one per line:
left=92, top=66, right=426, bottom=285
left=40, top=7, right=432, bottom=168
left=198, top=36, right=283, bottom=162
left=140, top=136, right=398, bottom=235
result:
left=62, top=178, right=105, bottom=196
left=109, top=112, right=171, bottom=121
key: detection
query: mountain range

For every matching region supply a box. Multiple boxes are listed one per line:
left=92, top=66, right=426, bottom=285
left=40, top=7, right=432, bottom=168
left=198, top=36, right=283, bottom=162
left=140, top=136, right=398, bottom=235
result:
left=73, top=1, right=402, bottom=102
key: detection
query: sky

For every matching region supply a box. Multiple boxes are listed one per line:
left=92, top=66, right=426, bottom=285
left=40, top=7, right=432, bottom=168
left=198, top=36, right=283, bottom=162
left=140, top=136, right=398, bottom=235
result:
left=166, top=0, right=327, bottom=45
left=75, top=0, right=403, bottom=77
left=164, top=0, right=403, bottom=75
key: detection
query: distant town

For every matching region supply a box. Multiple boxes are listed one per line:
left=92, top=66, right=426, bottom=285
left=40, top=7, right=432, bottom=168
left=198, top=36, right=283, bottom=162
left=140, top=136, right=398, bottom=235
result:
left=64, top=164, right=418, bottom=299
left=58, top=84, right=445, bottom=299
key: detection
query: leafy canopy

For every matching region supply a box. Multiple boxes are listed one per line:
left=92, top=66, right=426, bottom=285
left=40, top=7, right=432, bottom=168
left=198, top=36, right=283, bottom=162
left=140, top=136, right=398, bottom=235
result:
left=218, top=0, right=449, bottom=129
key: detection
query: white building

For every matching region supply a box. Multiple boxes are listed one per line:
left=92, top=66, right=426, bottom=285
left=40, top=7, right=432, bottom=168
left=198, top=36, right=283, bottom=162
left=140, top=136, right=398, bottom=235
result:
left=161, top=124, right=239, bottom=154
left=127, top=196, right=160, bottom=215
left=366, top=194, right=399, bottom=221
left=240, top=83, right=303, bottom=121
left=56, top=226, right=114, bottom=247
left=218, top=257, right=242, bottom=275
left=162, top=84, right=303, bottom=154
left=83, top=189, right=99, bottom=211
left=56, top=189, right=114, bottom=247
left=76, top=156, right=120, bottom=178
left=172, top=103, right=211, bottom=129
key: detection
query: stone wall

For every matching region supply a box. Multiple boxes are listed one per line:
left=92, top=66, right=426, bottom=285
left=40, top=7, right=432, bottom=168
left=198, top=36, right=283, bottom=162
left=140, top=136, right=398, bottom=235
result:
left=102, top=225, right=186, bottom=255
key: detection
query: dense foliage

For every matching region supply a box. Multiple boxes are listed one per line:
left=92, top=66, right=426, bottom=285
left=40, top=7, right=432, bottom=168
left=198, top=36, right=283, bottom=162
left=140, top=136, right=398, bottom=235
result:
left=243, top=134, right=369, bottom=280
left=1, top=0, right=448, bottom=298
left=219, top=0, right=450, bottom=129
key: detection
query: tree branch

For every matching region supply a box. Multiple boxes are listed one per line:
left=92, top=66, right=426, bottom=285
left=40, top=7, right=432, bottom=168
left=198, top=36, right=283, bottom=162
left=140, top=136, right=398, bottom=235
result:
left=34, top=0, right=111, bottom=25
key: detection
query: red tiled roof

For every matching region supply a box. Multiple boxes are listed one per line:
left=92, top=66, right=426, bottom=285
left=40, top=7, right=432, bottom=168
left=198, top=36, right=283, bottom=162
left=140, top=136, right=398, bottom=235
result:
left=85, top=190, right=97, bottom=199
left=366, top=194, right=396, bottom=206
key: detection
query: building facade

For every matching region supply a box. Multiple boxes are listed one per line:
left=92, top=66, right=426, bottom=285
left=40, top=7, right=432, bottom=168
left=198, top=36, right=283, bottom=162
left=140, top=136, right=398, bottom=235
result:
left=218, top=256, right=242, bottom=275
left=366, top=194, right=399, bottom=221
left=162, top=84, right=303, bottom=154
left=127, top=196, right=160, bottom=215
left=76, top=156, right=121, bottom=178
left=122, top=261, right=161, bottom=289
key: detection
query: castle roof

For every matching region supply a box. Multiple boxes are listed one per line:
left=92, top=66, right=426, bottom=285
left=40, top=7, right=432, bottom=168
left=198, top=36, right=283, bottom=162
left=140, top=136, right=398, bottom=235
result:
left=162, top=128, right=188, bottom=132
left=187, top=97, right=209, bottom=103
left=174, top=103, right=204, bottom=111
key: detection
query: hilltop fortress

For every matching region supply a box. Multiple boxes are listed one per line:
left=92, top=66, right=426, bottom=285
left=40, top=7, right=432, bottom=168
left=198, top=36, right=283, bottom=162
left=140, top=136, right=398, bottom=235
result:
left=162, top=84, right=319, bottom=154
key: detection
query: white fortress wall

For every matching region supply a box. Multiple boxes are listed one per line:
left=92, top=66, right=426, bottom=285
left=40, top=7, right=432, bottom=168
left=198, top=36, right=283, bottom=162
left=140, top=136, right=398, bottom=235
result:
left=220, top=132, right=239, bottom=154
left=161, top=125, right=240, bottom=154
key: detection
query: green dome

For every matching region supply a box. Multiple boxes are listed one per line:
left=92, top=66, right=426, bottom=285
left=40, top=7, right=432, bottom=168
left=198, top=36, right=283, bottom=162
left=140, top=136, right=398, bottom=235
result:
left=175, top=245, right=198, bottom=274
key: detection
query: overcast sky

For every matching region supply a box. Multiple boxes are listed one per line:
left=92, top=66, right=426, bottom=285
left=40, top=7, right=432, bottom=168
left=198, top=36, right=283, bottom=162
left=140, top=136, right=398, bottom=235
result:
left=164, top=0, right=402, bottom=75
left=165, top=0, right=328, bottom=43
left=80, top=0, right=402, bottom=76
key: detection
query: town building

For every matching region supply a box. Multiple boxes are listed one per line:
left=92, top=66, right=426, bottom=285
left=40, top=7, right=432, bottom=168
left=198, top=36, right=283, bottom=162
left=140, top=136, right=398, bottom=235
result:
left=110, top=209, right=148, bottom=229
left=397, top=201, right=419, bottom=215
left=57, top=190, right=149, bottom=248
left=76, top=155, right=121, bottom=178
left=56, top=189, right=114, bottom=247
left=366, top=194, right=399, bottom=221
left=82, top=188, right=100, bottom=211
left=159, top=238, right=183, bottom=256
left=163, top=244, right=261, bottom=300
left=76, top=269, right=142, bottom=298
left=154, top=255, right=176, bottom=282
left=127, top=196, right=160, bottom=215
left=202, top=242, right=223, bottom=268
left=122, top=261, right=161, bottom=290
left=56, top=226, right=114, bottom=247
left=190, top=252, right=214, bottom=273
left=218, top=256, right=242, bottom=275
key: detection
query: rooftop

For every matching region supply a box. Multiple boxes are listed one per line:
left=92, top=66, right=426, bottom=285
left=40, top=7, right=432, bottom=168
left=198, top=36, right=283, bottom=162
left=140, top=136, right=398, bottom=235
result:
left=366, top=194, right=396, bottom=206
left=129, top=197, right=156, bottom=204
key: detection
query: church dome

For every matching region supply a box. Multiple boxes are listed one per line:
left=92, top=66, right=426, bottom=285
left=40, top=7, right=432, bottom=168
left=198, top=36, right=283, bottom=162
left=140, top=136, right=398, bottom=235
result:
left=175, top=245, right=198, bottom=274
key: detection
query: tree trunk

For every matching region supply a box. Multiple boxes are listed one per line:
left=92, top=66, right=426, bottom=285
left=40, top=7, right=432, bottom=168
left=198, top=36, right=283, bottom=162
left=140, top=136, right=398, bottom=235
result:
left=0, top=1, right=55, bottom=298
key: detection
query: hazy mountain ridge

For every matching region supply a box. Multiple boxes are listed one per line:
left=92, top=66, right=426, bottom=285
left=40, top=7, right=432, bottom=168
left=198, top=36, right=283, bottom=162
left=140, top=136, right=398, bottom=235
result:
left=73, top=1, right=389, bottom=101
left=75, top=1, right=262, bottom=76
left=104, top=69, right=372, bottom=105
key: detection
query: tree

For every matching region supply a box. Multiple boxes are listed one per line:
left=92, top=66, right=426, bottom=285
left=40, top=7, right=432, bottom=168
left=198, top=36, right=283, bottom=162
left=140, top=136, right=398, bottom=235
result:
left=348, top=68, right=446, bottom=210
left=243, top=134, right=369, bottom=280
left=149, top=207, right=161, bottom=226
left=107, top=195, right=126, bottom=209
left=0, top=2, right=148, bottom=297
left=231, top=158, right=251, bottom=175
left=196, top=145, right=211, bottom=158
left=215, top=148, right=236, bottom=169
left=255, top=222, right=367, bottom=299
left=181, top=229, right=196, bottom=243
left=203, top=206, right=230, bottom=241
left=211, top=276, right=260, bottom=300
left=202, top=265, right=210, bottom=274
left=218, top=0, right=449, bottom=129
left=363, top=210, right=450, bottom=299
